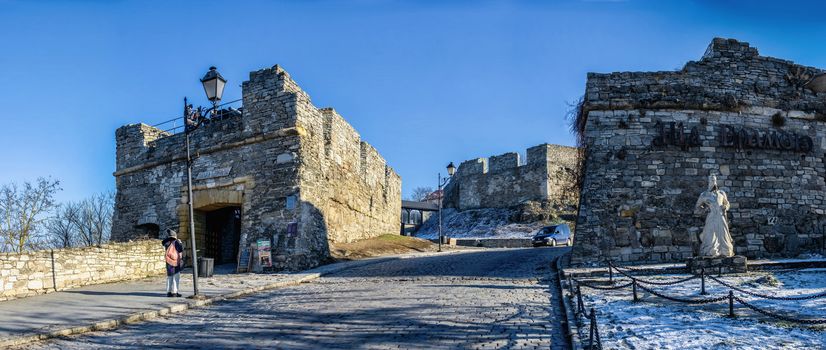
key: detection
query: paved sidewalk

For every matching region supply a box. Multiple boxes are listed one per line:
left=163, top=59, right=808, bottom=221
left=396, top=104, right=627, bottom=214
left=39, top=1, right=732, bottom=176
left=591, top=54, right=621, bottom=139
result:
left=0, top=251, right=465, bottom=348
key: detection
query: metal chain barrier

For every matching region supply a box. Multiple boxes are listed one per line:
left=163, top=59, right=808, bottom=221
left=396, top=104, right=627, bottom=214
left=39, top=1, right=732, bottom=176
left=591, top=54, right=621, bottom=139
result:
left=634, top=282, right=730, bottom=304
left=576, top=286, right=585, bottom=317
left=567, top=270, right=603, bottom=349
left=734, top=295, right=826, bottom=324
left=587, top=308, right=603, bottom=350
left=609, top=261, right=700, bottom=286
left=574, top=278, right=634, bottom=290
left=569, top=259, right=826, bottom=346
left=707, top=275, right=826, bottom=301
left=607, top=262, right=646, bottom=272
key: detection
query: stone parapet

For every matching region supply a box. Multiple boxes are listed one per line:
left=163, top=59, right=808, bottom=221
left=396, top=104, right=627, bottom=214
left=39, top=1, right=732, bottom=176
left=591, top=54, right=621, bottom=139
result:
left=584, top=38, right=826, bottom=116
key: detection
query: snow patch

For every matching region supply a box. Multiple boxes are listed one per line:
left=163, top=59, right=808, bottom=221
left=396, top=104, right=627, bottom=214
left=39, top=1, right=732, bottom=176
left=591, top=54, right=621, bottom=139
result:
left=577, top=270, right=826, bottom=349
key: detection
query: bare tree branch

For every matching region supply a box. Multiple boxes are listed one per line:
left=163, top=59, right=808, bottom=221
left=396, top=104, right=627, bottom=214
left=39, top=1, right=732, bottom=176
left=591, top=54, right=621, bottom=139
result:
left=407, top=186, right=435, bottom=202
left=47, top=203, right=80, bottom=248
left=73, top=192, right=114, bottom=247
left=0, top=178, right=61, bottom=252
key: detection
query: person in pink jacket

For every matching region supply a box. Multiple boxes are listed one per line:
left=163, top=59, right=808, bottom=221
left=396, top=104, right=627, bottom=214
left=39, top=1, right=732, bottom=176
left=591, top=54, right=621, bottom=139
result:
left=161, top=229, right=184, bottom=297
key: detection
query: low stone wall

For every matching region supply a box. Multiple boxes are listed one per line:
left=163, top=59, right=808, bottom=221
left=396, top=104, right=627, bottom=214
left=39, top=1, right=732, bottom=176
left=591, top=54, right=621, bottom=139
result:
left=0, top=240, right=164, bottom=301
left=453, top=238, right=534, bottom=248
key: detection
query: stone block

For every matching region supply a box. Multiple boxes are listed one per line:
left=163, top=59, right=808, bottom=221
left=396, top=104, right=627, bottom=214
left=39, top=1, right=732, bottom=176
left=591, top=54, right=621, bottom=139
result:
left=686, top=255, right=748, bottom=275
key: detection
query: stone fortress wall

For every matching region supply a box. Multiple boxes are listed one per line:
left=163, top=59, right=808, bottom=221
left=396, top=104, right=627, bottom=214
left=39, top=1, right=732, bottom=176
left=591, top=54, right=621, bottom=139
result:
left=113, top=65, right=401, bottom=271
left=443, top=143, right=579, bottom=211
left=0, top=240, right=163, bottom=302
left=573, top=38, right=826, bottom=264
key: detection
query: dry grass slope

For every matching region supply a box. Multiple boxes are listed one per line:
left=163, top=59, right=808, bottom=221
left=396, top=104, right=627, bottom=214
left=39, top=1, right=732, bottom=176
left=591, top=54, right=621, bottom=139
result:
left=329, top=234, right=436, bottom=260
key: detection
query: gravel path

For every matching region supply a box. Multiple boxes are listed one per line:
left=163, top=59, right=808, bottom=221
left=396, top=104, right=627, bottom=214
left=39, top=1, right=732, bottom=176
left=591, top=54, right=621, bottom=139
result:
left=23, top=248, right=570, bottom=350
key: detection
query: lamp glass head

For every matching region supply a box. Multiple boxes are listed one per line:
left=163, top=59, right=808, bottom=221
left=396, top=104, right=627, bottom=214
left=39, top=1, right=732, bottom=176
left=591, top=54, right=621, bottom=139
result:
left=200, top=66, right=227, bottom=102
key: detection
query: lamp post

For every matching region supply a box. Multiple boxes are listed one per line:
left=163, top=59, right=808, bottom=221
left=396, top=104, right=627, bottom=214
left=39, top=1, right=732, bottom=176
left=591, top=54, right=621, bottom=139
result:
left=437, top=162, right=456, bottom=252
left=183, top=66, right=227, bottom=297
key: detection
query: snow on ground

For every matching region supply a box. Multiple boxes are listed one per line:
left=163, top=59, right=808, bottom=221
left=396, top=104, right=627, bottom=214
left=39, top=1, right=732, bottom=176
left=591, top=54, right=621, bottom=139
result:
left=414, top=207, right=563, bottom=239
left=577, top=269, right=826, bottom=349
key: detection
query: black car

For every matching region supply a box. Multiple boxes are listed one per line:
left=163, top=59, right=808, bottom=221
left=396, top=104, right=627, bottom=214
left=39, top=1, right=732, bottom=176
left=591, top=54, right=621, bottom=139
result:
left=531, top=224, right=572, bottom=247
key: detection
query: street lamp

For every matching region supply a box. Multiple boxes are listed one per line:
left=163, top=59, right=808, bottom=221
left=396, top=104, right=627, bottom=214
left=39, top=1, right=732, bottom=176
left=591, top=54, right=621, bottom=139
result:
left=200, top=66, right=226, bottom=109
left=437, top=162, right=456, bottom=252
left=183, top=66, right=227, bottom=297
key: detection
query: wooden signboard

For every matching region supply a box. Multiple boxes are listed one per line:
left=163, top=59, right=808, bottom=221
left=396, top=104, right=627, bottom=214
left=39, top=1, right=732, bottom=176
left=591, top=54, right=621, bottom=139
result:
left=236, top=244, right=252, bottom=273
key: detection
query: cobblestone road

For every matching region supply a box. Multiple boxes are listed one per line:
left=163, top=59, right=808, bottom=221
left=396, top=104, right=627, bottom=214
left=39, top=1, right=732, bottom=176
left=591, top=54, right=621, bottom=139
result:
left=25, top=248, right=569, bottom=350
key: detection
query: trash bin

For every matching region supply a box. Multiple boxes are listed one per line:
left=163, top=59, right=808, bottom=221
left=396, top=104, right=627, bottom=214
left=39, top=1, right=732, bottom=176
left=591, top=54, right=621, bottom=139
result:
left=198, top=258, right=214, bottom=278
left=440, top=236, right=450, bottom=244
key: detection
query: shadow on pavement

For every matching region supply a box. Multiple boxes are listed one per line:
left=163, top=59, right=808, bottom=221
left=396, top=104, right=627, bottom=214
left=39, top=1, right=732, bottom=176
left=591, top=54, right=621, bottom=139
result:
left=62, top=291, right=166, bottom=298
left=328, top=246, right=570, bottom=280
left=19, top=247, right=571, bottom=350
left=46, top=278, right=558, bottom=349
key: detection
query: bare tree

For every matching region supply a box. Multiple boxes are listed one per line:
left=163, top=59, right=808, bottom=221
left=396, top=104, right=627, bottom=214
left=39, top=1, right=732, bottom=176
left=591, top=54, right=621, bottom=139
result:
left=47, top=202, right=80, bottom=248
left=74, top=192, right=114, bottom=247
left=407, top=186, right=435, bottom=202
left=0, top=178, right=61, bottom=252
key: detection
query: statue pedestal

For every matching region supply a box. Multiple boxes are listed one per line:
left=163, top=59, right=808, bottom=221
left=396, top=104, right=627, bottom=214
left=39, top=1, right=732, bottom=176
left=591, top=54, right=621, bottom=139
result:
left=686, top=255, right=748, bottom=275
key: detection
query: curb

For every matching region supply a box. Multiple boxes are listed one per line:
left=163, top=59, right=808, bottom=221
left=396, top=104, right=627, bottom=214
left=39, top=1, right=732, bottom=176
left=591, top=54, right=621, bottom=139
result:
left=555, top=256, right=584, bottom=350
left=0, top=250, right=463, bottom=348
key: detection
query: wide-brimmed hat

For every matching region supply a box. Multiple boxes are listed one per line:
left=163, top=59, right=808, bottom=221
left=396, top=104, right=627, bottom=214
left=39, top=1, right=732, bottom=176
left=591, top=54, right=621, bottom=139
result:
left=165, top=228, right=178, bottom=238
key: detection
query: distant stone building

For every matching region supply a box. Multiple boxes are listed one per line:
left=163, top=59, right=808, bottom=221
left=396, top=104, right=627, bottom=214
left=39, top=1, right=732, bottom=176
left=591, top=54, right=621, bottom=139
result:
left=443, top=144, right=579, bottom=212
left=112, top=65, right=401, bottom=270
left=573, top=38, right=826, bottom=264
left=423, top=189, right=443, bottom=206
left=414, top=144, right=577, bottom=238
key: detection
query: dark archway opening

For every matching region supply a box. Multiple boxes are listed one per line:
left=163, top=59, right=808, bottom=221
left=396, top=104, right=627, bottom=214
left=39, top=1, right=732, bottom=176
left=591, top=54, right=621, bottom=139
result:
left=204, top=206, right=242, bottom=264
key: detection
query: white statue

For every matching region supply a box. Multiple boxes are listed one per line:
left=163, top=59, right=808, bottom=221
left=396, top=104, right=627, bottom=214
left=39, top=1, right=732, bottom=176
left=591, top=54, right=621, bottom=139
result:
left=694, top=173, right=734, bottom=257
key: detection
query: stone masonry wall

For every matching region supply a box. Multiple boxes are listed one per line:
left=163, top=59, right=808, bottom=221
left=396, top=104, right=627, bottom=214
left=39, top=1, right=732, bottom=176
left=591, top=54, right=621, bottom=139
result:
left=443, top=144, right=578, bottom=211
left=573, top=38, right=826, bottom=264
left=0, top=240, right=163, bottom=301
left=292, top=105, right=402, bottom=245
left=113, top=65, right=401, bottom=271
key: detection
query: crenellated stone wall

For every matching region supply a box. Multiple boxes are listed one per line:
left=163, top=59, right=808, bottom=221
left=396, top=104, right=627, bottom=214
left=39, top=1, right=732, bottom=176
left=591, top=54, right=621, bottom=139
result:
left=112, top=65, right=401, bottom=271
left=0, top=240, right=164, bottom=301
left=573, top=38, right=826, bottom=264
left=443, top=143, right=579, bottom=211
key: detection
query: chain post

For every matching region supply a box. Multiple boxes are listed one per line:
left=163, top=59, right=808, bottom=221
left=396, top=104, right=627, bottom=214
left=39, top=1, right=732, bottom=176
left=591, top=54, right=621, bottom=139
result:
left=632, top=279, right=638, bottom=302
left=592, top=308, right=602, bottom=350
left=588, top=309, right=596, bottom=350
left=577, top=284, right=585, bottom=315
left=728, top=290, right=735, bottom=317
left=700, top=268, right=707, bottom=295
left=608, top=264, right=613, bottom=284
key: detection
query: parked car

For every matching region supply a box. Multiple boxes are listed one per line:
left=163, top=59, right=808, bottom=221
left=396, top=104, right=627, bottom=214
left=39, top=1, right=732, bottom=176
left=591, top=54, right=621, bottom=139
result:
left=531, top=224, right=572, bottom=247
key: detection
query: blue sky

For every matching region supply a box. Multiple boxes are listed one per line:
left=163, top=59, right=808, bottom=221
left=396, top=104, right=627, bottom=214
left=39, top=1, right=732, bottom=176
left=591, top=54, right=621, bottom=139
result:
left=1, top=0, right=825, bottom=202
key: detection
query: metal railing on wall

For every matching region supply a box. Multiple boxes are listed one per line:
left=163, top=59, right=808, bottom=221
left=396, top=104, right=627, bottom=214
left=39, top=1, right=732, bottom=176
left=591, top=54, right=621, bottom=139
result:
left=148, top=98, right=244, bottom=137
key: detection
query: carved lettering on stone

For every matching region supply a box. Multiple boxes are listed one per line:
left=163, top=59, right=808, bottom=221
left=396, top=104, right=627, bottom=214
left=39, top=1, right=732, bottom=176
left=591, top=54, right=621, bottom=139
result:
left=651, top=121, right=701, bottom=149
left=719, top=125, right=812, bottom=153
